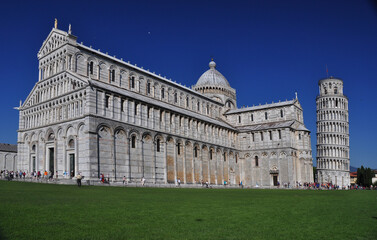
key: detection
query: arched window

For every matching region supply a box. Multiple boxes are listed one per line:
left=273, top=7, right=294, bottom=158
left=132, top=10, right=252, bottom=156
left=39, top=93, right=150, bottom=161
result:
left=334, top=87, right=338, bottom=94
left=32, top=145, right=36, bottom=152
left=280, top=109, right=284, bottom=118
left=110, top=69, right=115, bottom=82
left=186, top=97, right=189, bottom=107
left=156, top=139, right=160, bottom=152
left=251, top=114, right=253, bottom=122
left=269, top=131, right=272, bottom=140
left=265, top=112, right=268, bottom=120
left=255, top=156, right=259, bottom=167
left=147, top=82, right=151, bottom=94
left=177, top=143, right=181, bottom=155
left=134, top=102, right=138, bottom=115
left=260, top=132, right=264, bottom=141
left=48, top=133, right=54, bottom=141
left=161, top=88, right=165, bottom=99
left=209, top=149, right=213, bottom=160
left=278, top=130, right=281, bottom=139
left=68, top=139, right=75, bottom=148
left=130, top=76, right=135, bottom=88
left=131, top=135, right=136, bottom=148
left=223, top=153, right=226, bottom=162
left=174, top=92, right=178, bottom=103
left=105, top=95, right=110, bottom=108
left=89, top=62, right=94, bottom=75
left=120, top=99, right=124, bottom=112
left=238, top=116, right=241, bottom=123
left=251, top=133, right=255, bottom=142
left=197, top=102, right=200, bottom=111
left=236, top=155, right=238, bottom=164
left=194, top=146, right=198, bottom=158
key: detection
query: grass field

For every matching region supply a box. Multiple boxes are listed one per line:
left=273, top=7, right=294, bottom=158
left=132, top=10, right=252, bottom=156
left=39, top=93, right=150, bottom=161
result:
left=0, top=181, right=376, bottom=240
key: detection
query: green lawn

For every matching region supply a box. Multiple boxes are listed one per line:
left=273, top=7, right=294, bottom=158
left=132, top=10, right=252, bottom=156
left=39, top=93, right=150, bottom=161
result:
left=0, top=181, right=376, bottom=240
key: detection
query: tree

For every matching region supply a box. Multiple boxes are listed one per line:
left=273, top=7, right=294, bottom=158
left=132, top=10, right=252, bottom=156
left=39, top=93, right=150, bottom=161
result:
left=356, top=165, right=374, bottom=187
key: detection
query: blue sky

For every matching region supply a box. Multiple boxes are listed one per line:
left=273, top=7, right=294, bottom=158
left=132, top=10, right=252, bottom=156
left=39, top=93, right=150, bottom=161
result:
left=0, top=0, right=376, bottom=168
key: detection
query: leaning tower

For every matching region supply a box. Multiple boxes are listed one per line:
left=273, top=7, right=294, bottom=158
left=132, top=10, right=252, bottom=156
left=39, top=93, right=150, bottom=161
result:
left=316, top=77, right=350, bottom=188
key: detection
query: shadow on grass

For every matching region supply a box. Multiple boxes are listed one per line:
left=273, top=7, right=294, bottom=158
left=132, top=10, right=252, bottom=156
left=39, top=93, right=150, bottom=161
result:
left=372, top=217, right=377, bottom=220
left=195, top=218, right=203, bottom=222
left=0, top=227, right=8, bottom=240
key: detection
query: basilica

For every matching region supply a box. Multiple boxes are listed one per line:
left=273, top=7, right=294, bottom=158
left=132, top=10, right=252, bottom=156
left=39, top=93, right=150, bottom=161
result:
left=17, top=23, right=313, bottom=187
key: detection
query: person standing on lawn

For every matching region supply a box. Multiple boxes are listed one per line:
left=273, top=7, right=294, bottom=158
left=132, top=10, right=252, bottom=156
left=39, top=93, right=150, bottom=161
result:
left=77, top=173, right=82, bottom=187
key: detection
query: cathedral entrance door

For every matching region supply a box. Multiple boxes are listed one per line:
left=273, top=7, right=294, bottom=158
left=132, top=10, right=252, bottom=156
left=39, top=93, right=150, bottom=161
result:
left=32, top=156, right=36, bottom=172
left=69, top=154, right=75, bottom=178
left=273, top=175, right=278, bottom=186
left=48, top=148, right=54, bottom=174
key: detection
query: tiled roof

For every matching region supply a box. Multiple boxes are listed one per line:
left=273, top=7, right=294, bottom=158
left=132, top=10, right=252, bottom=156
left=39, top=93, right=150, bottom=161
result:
left=226, top=100, right=296, bottom=114
left=236, top=120, right=310, bottom=132
left=0, top=143, right=17, bottom=153
left=236, top=120, right=295, bottom=131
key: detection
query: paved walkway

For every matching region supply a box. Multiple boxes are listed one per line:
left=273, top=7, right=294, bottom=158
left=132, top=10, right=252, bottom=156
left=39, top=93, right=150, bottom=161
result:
left=0, top=177, right=265, bottom=189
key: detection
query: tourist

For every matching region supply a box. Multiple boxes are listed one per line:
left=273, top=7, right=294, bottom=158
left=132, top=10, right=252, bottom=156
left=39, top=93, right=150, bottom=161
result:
left=178, top=178, right=181, bottom=187
left=142, top=177, right=145, bottom=186
left=48, top=171, right=53, bottom=181
left=76, top=172, right=82, bottom=187
left=123, top=176, right=126, bottom=186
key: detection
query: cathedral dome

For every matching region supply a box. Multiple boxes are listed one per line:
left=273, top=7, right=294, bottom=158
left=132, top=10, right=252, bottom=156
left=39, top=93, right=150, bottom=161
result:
left=195, top=60, right=230, bottom=87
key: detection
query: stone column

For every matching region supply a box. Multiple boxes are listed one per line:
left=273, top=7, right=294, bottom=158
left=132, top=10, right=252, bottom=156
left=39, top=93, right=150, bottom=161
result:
left=153, top=139, right=157, bottom=184
left=208, top=150, right=210, bottom=184
left=127, top=137, right=131, bottom=182
left=214, top=151, right=217, bottom=185
left=62, top=137, right=67, bottom=174
left=141, top=138, right=145, bottom=178
left=183, top=143, right=187, bottom=184
left=200, top=147, right=203, bottom=183
left=192, top=146, right=195, bottom=184
left=54, top=138, right=57, bottom=175
left=3, top=153, right=7, bottom=169
left=164, top=139, right=168, bottom=184
left=42, top=139, right=46, bottom=171
left=125, top=99, right=129, bottom=123
left=113, top=134, right=116, bottom=180
left=174, top=140, right=177, bottom=184
left=74, top=135, right=79, bottom=177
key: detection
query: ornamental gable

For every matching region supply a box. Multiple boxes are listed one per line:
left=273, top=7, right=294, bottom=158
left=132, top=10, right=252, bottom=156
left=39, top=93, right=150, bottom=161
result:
left=22, top=72, right=88, bottom=109
left=38, top=29, right=69, bottom=59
